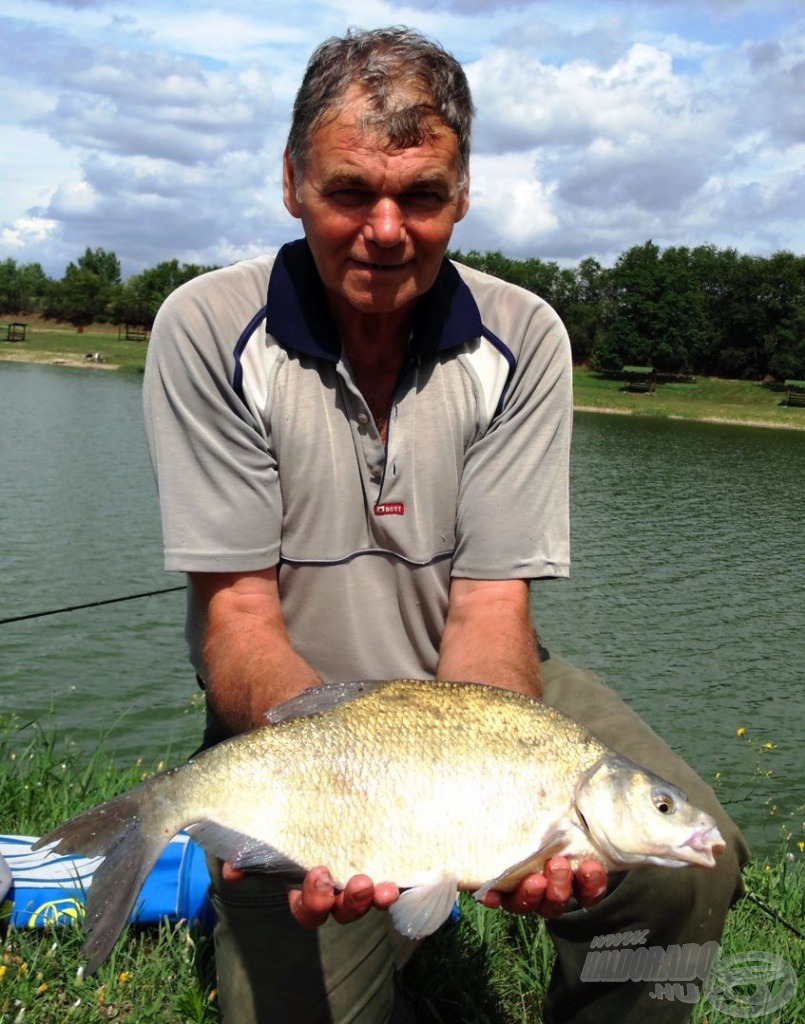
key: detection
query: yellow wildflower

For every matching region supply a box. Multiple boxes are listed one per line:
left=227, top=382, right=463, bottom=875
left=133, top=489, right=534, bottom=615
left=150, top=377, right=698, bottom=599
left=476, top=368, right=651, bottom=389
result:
left=736, top=727, right=745, bottom=737
left=0, top=965, right=7, bottom=979
left=36, top=984, right=48, bottom=995
left=762, top=742, right=775, bottom=750
left=797, top=841, right=804, bottom=852
left=117, top=971, right=131, bottom=984
left=18, top=963, right=28, bottom=976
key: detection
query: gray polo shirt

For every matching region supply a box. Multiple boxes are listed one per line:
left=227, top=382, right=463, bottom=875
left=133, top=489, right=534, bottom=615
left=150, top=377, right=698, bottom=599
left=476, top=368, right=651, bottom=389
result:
left=144, top=239, right=571, bottom=687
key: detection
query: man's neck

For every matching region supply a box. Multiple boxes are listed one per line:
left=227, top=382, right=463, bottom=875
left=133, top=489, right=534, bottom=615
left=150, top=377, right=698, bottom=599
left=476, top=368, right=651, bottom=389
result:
left=329, top=299, right=415, bottom=442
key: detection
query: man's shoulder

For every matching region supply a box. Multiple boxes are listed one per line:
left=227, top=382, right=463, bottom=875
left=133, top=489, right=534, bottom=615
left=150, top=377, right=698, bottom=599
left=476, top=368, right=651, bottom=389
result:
left=449, top=259, right=566, bottom=347
left=162, top=254, right=277, bottom=313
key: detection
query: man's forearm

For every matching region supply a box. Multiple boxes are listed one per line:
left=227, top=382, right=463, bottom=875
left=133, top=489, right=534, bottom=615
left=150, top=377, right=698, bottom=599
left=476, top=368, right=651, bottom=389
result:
left=193, top=570, right=323, bottom=734
left=436, top=578, right=541, bottom=698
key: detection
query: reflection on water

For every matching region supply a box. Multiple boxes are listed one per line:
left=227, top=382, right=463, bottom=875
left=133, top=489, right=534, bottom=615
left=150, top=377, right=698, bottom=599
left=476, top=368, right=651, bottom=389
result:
left=1, top=365, right=803, bottom=853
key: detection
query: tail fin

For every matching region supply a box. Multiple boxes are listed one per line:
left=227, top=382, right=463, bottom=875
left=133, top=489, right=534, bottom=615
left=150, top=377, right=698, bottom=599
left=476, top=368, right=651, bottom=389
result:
left=33, top=786, right=176, bottom=973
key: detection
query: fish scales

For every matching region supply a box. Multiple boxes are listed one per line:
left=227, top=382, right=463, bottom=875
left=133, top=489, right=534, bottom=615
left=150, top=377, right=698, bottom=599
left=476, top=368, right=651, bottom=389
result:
left=33, top=678, right=726, bottom=973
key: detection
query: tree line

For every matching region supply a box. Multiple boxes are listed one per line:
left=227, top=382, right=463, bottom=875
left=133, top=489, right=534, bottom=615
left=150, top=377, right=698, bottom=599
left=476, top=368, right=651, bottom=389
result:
left=2, top=241, right=804, bottom=379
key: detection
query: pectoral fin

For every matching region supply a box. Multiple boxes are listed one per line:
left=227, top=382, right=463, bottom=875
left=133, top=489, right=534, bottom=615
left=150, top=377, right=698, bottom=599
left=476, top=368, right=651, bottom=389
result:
left=186, top=822, right=305, bottom=880
left=472, top=828, right=570, bottom=901
left=388, top=877, right=459, bottom=939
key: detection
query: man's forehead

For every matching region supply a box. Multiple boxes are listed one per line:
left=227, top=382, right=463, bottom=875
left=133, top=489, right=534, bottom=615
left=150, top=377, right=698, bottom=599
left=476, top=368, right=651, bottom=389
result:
left=307, top=112, right=460, bottom=180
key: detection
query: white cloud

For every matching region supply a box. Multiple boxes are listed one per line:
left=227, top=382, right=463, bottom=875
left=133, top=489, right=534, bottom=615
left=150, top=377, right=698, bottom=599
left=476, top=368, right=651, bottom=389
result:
left=1, top=0, right=804, bottom=275
left=1, top=215, right=58, bottom=250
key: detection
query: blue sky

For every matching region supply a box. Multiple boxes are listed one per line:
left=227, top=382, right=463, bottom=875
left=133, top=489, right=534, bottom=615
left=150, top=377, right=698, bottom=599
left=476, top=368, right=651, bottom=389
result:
left=1, top=0, right=803, bottom=277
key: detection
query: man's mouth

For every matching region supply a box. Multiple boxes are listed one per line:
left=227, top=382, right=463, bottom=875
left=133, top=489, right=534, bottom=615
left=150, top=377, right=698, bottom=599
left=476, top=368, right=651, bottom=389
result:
left=352, top=259, right=411, bottom=271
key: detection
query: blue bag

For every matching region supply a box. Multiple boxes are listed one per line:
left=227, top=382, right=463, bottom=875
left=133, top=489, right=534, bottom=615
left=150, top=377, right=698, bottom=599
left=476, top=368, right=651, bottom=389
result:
left=0, top=833, right=213, bottom=930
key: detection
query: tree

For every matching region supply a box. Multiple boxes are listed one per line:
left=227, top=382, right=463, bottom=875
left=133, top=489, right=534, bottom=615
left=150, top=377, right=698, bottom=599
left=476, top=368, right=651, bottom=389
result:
left=113, top=260, right=218, bottom=327
left=0, top=259, right=50, bottom=315
left=51, top=247, right=122, bottom=327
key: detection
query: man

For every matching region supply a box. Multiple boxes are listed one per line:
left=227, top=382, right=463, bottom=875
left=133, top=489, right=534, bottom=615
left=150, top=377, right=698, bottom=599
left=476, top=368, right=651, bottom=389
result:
left=144, top=26, right=747, bottom=1024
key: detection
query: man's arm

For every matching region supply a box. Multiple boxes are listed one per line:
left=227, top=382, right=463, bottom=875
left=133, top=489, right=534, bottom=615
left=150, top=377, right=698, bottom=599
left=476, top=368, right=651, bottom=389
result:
left=437, top=576, right=607, bottom=916
left=191, top=567, right=322, bottom=734
left=436, top=577, right=540, bottom=697
left=192, top=567, right=400, bottom=924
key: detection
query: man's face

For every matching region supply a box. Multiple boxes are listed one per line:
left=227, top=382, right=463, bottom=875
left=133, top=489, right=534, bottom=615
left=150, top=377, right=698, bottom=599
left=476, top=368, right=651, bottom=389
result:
left=283, top=92, right=469, bottom=325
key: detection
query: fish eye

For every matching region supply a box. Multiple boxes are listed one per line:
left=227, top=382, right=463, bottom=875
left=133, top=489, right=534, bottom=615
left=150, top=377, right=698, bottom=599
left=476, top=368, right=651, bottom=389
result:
left=653, top=790, right=675, bottom=814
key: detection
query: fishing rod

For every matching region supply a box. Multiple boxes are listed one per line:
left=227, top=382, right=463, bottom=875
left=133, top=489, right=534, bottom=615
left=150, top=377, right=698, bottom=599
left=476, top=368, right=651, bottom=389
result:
left=0, top=586, right=185, bottom=625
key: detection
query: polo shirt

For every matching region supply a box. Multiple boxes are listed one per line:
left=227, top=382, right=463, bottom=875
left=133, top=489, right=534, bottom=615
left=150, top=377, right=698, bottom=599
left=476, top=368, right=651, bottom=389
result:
left=144, top=239, right=572, bottom=688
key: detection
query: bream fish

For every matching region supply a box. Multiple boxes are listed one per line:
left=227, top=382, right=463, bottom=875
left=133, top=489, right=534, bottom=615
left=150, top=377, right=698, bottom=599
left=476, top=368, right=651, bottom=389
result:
left=34, top=679, right=725, bottom=972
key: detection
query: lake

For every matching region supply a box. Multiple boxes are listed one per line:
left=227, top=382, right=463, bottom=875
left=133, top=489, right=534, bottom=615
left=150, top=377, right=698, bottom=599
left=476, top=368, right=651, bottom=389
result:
left=1, top=362, right=803, bottom=855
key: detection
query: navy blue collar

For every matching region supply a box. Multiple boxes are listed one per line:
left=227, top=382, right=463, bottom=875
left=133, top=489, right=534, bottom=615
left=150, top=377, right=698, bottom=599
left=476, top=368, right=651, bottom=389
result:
left=265, top=238, right=483, bottom=362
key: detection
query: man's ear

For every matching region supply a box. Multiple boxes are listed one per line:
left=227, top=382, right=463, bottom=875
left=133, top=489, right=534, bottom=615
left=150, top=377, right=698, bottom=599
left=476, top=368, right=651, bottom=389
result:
left=283, top=147, right=302, bottom=218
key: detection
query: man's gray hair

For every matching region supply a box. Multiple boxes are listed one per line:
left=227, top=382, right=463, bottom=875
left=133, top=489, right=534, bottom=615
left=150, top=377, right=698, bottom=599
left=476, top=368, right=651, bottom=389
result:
left=287, top=26, right=474, bottom=186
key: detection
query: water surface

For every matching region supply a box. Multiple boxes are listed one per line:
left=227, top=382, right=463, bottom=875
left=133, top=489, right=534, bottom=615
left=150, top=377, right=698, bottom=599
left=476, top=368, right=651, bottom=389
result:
left=1, top=364, right=803, bottom=853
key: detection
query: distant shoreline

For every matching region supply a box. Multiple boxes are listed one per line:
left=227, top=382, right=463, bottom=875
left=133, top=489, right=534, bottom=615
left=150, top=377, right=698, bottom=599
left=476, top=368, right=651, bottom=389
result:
left=3, top=337, right=798, bottom=430
left=574, top=403, right=805, bottom=431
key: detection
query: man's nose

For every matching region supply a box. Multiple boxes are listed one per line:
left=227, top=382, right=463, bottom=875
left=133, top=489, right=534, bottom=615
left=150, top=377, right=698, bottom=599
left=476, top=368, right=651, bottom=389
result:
left=365, top=198, right=406, bottom=247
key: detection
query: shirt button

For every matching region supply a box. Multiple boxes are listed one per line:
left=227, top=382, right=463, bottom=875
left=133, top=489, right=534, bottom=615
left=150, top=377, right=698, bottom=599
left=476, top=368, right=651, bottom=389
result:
left=370, top=465, right=382, bottom=479
left=357, top=413, right=369, bottom=425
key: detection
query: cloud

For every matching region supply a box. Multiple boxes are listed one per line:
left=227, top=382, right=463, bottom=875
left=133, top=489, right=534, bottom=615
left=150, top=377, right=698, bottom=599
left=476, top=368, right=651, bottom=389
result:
left=2, top=1, right=805, bottom=276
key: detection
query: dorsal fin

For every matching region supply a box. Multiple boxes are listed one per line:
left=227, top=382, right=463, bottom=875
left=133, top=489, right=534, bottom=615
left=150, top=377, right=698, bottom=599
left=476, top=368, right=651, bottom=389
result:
left=265, top=679, right=396, bottom=724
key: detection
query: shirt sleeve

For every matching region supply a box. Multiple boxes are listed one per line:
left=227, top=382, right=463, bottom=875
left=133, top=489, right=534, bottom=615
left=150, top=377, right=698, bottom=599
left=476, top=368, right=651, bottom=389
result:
left=142, top=264, right=283, bottom=573
left=451, top=285, right=572, bottom=581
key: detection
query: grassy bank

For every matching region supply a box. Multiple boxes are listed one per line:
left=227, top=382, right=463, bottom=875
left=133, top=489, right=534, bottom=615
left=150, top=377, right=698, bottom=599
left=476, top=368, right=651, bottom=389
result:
left=2, top=320, right=805, bottom=430
left=573, top=369, right=805, bottom=430
left=0, top=319, right=147, bottom=374
left=1, top=717, right=802, bottom=1023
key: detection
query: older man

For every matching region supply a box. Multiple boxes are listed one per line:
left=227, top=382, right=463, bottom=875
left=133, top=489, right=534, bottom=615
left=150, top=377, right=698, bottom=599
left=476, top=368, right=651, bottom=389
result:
left=144, top=26, right=746, bottom=1024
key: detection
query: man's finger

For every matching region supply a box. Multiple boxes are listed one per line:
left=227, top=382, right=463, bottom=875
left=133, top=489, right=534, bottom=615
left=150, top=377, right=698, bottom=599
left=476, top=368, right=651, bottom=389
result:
left=331, top=874, right=374, bottom=924
left=498, top=872, right=548, bottom=914
left=543, top=857, right=573, bottom=905
left=574, top=858, right=608, bottom=908
left=221, top=861, right=245, bottom=883
left=289, top=866, right=336, bottom=928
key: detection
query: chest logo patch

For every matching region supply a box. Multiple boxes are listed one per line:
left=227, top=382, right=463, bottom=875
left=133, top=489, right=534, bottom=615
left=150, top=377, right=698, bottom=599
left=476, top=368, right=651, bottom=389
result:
left=373, top=502, right=405, bottom=517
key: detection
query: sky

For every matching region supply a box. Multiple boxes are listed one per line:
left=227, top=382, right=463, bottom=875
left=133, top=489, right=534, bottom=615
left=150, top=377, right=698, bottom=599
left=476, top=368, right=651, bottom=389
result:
left=1, top=0, right=804, bottom=279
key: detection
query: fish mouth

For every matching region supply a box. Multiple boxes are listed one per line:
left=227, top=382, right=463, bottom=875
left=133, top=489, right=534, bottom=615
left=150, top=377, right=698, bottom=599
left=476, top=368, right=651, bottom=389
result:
left=680, top=824, right=726, bottom=868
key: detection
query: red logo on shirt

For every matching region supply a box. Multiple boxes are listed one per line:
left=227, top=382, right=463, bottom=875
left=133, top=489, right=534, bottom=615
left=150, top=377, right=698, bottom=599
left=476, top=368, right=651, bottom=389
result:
left=373, top=502, right=405, bottom=516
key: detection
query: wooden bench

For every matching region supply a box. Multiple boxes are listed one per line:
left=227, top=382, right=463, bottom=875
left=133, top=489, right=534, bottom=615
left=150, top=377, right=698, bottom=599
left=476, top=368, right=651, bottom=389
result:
left=5, top=322, right=26, bottom=342
left=118, top=323, right=149, bottom=342
left=622, top=365, right=656, bottom=393
left=784, top=380, right=805, bottom=407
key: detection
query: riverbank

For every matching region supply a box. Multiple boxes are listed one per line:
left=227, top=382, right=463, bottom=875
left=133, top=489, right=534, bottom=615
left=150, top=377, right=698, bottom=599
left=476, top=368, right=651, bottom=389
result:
left=2, top=321, right=804, bottom=430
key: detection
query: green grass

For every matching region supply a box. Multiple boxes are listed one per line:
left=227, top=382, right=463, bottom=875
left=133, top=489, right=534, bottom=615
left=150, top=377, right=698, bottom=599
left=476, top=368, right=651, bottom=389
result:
left=1, top=714, right=802, bottom=1023
left=574, top=369, right=803, bottom=429
left=0, top=714, right=218, bottom=1022
left=0, top=322, right=147, bottom=374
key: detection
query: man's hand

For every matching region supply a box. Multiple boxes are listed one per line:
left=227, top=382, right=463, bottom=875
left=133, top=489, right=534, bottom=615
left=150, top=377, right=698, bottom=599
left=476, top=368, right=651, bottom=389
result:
left=288, top=867, right=400, bottom=928
left=277, top=857, right=607, bottom=929
left=479, top=857, right=608, bottom=917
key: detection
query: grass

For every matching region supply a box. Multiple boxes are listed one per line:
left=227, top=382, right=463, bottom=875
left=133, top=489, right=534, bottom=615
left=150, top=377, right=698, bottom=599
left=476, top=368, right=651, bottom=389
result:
left=1, top=715, right=802, bottom=1023
left=2, top=321, right=804, bottom=429
left=573, top=369, right=804, bottom=430
left=0, top=319, right=147, bottom=374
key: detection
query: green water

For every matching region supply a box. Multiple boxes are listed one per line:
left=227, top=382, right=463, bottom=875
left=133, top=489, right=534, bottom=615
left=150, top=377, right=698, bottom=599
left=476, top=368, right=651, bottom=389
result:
left=1, top=363, right=803, bottom=854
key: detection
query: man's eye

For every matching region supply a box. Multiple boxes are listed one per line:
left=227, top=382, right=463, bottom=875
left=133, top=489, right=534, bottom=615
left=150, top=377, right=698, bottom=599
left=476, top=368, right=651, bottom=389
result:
left=404, top=191, right=444, bottom=206
left=330, top=189, right=370, bottom=205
